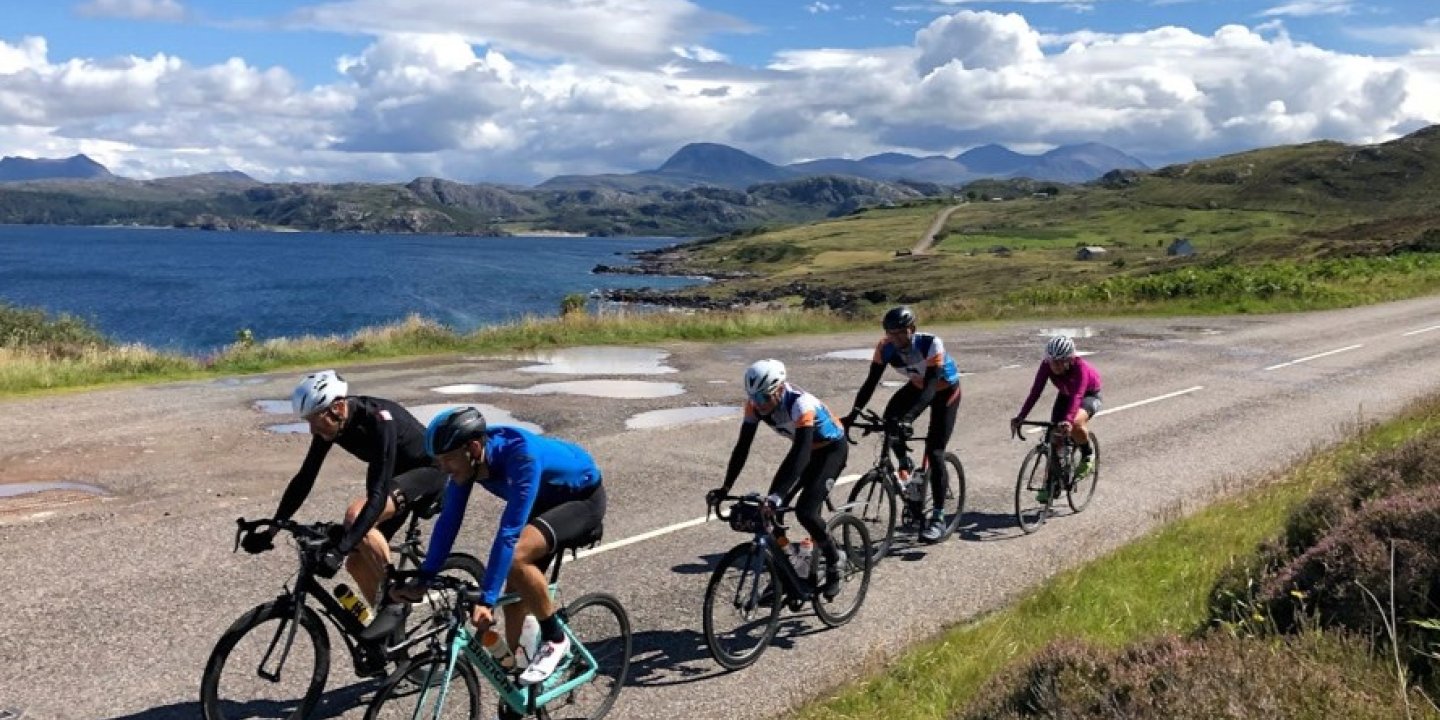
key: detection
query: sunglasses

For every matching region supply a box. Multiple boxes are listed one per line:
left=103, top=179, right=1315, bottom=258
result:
left=750, top=390, right=775, bottom=405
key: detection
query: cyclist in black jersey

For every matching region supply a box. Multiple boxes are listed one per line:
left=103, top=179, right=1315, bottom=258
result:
left=240, top=370, right=446, bottom=613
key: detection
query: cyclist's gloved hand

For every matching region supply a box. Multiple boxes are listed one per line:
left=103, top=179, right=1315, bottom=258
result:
left=240, top=528, right=276, bottom=554
left=764, top=493, right=783, bottom=510
left=315, top=546, right=346, bottom=578
left=705, top=487, right=727, bottom=508
left=840, top=411, right=856, bottom=430
left=1009, top=417, right=1022, bottom=436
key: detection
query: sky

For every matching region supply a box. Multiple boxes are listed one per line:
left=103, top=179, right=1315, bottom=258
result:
left=1, top=0, right=1438, bottom=185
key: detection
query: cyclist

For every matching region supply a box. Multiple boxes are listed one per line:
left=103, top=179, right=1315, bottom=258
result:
left=241, top=370, right=446, bottom=623
left=841, top=305, right=961, bottom=543
left=1010, top=335, right=1102, bottom=502
left=708, top=359, right=848, bottom=600
left=393, top=407, right=605, bottom=688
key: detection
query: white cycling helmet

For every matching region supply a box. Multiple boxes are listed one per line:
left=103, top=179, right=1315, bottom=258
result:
left=743, top=359, right=787, bottom=403
left=1045, top=335, right=1076, bottom=360
left=292, top=370, right=349, bottom=418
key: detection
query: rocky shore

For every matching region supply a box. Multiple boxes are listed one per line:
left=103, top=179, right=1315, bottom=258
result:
left=603, top=281, right=910, bottom=313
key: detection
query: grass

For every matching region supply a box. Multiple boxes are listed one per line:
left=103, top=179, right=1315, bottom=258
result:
left=0, top=310, right=862, bottom=398
left=787, top=395, right=1440, bottom=720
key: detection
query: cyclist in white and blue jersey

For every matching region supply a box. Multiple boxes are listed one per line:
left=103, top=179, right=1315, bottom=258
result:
left=842, top=306, right=962, bottom=543
left=708, top=359, right=848, bottom=599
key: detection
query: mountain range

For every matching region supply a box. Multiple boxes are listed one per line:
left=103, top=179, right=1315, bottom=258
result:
left=0, top=140, right=1146, bottom=190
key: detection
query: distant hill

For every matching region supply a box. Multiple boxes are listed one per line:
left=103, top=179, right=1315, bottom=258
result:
left=955, top=144, right=1030, bottom=175
left=0, top=154, right=115, bottom=182
left=1022, top=143, right=1149, bottom=184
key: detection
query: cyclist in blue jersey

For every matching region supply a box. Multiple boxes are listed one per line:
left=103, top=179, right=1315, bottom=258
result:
left=391, top=407, right=605, bottom=687
left=707, top=359, right=848, bottom=599
left=842, top=306, right=962, bottom=543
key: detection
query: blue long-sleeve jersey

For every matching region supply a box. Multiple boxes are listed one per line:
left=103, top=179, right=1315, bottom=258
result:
left=420, top=426, right=602, bottom=605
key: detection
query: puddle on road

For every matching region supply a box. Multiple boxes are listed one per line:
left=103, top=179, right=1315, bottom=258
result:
left=821, top=348, right=875, bottom=361
left=1037, top=327, right=1096, bottom=339
left=213, top=377, right=267, bottom=387
left=0, top=482, right=108, bottom=499
left=433, top=380, right=685, bottom=400
left=265, top=403, right=545, bottom=434
left=511, top=347, right=677, bottom=375
left=252, top=400, right=291, bottom=414
left=405, top=403, right=545, bottom=434
left=625, top=405, right=741, bottom=430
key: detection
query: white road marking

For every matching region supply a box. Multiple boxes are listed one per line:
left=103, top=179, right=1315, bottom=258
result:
left=1094, top=386, right=1204, bottom=418
left=574, top=473, right=863, bottom=560
left=1263, top=344, right=1363, bottom=371
left=1402, top=324, right=1440, bottom=337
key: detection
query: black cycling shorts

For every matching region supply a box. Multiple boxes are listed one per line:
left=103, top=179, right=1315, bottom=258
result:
left=375, top=466, right=448, bottom=540
left=1050, top=392, right=1102, bottom=425
left=530, top=483, right=606, bottom=571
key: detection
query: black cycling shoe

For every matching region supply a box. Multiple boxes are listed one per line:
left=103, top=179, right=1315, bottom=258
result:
left=358, top=602, right=411, bottom=645
left=821, top=569, right=842, bottom=601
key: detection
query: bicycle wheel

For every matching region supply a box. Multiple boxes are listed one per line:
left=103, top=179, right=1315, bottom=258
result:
left=812, top=513, right=872, bottom=627
left=541, top=592, right=632, bottom=720
left=1067, top=432, right=1100, bottom=513
left=702, top=543, right=782, bottom=670
left=845, top=469, right=896, bottom=566
left=406, top=554, right=485, bottom=644
left=1014, top=446, right=1053, bottom=534
left=200, top=601, right=331, bottom=720
left=364, top=650, right=482, bottom=720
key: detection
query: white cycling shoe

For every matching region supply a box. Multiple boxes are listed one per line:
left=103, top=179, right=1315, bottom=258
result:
left=518, top=635, right=571, bottom=686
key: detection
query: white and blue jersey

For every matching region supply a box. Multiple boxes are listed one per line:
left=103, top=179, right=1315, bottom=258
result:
left=744, top=383, right=845, bottom=446
left=874, top=332, right=960, bottom=388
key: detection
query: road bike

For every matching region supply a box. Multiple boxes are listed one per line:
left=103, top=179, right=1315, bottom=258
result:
left=701, top=493, right=872, bottom=670
left=843, top=407, right=966, bottom=563
left=1012, top=420, right=1101, bottom=533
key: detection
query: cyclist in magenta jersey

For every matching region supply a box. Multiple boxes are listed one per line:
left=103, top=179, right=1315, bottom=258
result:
left=1010, top=335, right=1102, bottom=501
left=707, top=359, right=848, bottom=599
left=842, top=306, right=962, bottom=543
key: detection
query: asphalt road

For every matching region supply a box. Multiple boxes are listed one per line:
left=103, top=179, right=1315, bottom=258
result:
left=3, top=297, right=1440, bottom=719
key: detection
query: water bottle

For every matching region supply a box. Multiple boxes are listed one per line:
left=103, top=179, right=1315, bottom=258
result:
left=476, top=629, right=516, bottom=670
left=516, top=614, right=542, bottom=669
left=333, top=584, right=371, bottom=624
left=906, top=468, right=927, bottom=503
left=792, top=538, right=814, bottom=578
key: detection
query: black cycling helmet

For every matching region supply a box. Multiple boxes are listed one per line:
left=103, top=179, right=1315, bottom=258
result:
left=424, top=406, right=488, bottom=457
left=882, top=305, right=917, bottom=331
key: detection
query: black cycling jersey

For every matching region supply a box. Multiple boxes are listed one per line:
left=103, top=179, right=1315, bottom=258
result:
left=273, top=396, right=433, bottom=553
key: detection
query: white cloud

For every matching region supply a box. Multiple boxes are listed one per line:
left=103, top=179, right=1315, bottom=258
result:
left=807, top=2, right=838, bottom=13
left=282, top=0, right=746, bottom=68
left=75, top=0, right=187, bottom=22
left=4, top=9, right=1440, bottom=184
left=1260, top=0, right=1354, bottom=18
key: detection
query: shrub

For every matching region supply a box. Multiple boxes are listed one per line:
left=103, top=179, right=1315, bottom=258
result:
left=961, top=633, right=1423, bottom=720
left=559, top=293, right=588, bottom=316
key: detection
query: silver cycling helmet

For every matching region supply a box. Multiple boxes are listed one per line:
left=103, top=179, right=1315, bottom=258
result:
left=743, top=358, right=787, bottom=404
left=292, top=370, right=348, bottom=418
left=1044, top=335, right=1076, bottom=360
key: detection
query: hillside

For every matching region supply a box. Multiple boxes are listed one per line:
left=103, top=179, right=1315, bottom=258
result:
left=0, top=154, right=114, bottom=182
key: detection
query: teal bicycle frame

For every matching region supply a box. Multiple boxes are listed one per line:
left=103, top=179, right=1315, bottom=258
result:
left=404, top=586, right=601, bottom=718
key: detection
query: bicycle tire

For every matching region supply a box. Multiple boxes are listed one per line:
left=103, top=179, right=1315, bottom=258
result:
left=364, top=650, right=482, bottom=720
left=200, top=600, right=331, bottom=720
left=542, top=592, right=632, bottom=720
left=1014, top=445, right=1052, bottom=534
left=812, top=513, right=872, bottom=627
left=846, top=469, right=896, bottom=565
left=702, top=543, right=781, bottom=670
left=1067, top=432, right=1100, bottom=512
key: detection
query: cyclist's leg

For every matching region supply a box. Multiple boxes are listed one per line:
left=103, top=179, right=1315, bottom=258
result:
left=882, top=384, right=923, bottom=470
left=925, top=386, right=959, bottom=507
left=793, top=442, right=847, bottom=566
left=346, top=467, right=447, bottom=604
left=1073, top=393, right=1101, bottom=447
left=519, top=484, right=606, bottom=682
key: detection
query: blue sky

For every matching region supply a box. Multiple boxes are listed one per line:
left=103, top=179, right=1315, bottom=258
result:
left=1, top=0, right=1438, bottom=183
